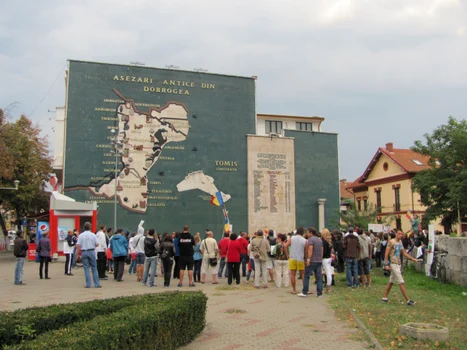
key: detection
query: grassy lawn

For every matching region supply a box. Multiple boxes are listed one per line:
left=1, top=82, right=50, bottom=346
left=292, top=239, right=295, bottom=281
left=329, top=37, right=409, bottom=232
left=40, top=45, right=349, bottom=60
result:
left=328, top=265, right=467, bottom=350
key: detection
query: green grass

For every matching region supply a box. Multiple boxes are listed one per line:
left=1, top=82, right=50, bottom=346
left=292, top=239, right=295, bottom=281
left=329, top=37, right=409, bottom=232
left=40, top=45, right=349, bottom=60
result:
left=328, top=266, right=467, bottom=349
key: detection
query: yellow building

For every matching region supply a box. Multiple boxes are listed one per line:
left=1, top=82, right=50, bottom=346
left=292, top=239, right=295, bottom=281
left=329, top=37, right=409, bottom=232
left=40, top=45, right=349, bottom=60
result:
left=346, top=142, right=442, bottom=232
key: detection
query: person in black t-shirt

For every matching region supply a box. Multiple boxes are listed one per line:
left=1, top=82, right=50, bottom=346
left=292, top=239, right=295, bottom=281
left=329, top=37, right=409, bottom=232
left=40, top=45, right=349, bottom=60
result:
left=177, top=225, right=195, bottom=287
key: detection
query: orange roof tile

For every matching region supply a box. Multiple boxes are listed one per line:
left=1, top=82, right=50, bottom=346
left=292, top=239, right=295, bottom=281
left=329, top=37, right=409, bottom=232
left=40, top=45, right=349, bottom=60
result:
left=380, top=148, right=431, bottom=173
left=340, top=179, right=354, bottom=199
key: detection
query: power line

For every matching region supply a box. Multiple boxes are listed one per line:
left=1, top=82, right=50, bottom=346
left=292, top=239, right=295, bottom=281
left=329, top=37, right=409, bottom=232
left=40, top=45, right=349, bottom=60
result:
left=29, top=63, right=66, bottom=117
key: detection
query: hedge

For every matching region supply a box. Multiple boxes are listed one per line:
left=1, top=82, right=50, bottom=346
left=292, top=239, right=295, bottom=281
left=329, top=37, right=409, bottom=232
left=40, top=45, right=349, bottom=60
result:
left=11, top=292, right=207, bottom=350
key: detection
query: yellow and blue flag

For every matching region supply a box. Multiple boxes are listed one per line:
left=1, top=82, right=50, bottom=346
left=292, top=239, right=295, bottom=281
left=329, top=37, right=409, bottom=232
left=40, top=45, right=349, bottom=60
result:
left=210, top=191, right=224, bottom=207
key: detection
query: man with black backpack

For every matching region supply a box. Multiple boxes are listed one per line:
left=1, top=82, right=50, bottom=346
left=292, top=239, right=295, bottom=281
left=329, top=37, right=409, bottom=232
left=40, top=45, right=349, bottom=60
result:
left=14, top=231, right=29, bottom=285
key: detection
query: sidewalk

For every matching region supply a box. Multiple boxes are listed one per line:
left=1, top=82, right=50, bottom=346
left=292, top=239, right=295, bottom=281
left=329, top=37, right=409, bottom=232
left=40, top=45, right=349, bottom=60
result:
left=1, top=253, right=369, bottom=350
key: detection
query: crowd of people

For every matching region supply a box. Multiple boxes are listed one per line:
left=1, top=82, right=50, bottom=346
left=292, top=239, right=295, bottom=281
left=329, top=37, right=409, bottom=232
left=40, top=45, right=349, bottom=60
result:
left=12, top=222, right=426, bottom=305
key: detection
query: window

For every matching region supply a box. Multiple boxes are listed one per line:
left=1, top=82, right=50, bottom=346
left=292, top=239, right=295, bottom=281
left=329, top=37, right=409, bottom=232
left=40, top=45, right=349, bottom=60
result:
left=357, top=200, right=361, bottom=211
left=296, top=122, right=313, bottom=131
left=364, top=199, right=368, bottom=210
left=376, top=190, right=382, bottom=213
left=394, top=187, right=401, bottom=212
left=396, top=217, right=402, bottom=230
left=265, top=120, right=282, bottom=134
left=412, top=159, right=423, bottom=166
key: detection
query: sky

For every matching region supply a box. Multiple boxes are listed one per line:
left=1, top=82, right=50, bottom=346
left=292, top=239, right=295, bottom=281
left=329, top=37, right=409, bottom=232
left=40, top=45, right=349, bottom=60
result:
left=1, top=0, right=466, bottom=182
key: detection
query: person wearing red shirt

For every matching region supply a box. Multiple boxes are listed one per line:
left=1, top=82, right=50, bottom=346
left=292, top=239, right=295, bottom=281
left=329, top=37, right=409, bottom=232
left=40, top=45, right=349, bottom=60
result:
left=217, top=232, right=230, bottom=278
left=226, top=232, right=242, bottom=285
left=238, top=232, right=249, bottom=277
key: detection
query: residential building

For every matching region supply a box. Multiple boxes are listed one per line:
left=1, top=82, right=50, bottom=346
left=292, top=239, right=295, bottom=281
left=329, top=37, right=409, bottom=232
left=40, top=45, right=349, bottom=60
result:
left=346, top=142, right=443, bottom=232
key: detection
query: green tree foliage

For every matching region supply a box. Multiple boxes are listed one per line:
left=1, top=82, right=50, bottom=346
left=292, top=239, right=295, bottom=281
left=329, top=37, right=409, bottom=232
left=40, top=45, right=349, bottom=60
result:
left=335, top=201, right=394, bottom=230
left=0, top=109, right=52, bottom=232
left=412, top=117, right=467, bottom=232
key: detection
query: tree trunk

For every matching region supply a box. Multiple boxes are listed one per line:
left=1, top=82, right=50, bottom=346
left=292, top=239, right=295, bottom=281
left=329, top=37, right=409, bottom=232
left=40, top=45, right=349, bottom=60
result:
left=0, top=211, right=8, bottom=251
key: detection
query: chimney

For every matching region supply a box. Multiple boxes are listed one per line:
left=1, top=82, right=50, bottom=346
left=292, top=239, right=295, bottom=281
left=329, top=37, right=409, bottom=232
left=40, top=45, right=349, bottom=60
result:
left=386, top=142, right=393, bottom=152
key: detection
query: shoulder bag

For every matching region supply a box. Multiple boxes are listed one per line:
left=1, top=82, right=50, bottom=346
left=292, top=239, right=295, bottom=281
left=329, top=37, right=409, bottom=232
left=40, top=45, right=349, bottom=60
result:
left=204, top=240, right=218, bottom=267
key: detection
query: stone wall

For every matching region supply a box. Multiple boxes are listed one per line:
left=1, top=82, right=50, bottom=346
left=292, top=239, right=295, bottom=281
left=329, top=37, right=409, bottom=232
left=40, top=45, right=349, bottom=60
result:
left=435, top=235, right=467, bottom=286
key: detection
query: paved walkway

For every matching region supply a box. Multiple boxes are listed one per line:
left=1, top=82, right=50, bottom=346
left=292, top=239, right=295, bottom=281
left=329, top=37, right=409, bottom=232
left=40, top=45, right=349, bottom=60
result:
left=0, top=252, right=369, bottom=349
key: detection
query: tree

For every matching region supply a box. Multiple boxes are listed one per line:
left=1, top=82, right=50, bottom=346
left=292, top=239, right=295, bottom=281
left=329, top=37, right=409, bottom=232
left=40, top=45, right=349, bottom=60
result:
left=411, top=117, right=467, bottom=234
left=0, top=109, right=52, bottom=238
left=333, top=201, right=394, bottom=230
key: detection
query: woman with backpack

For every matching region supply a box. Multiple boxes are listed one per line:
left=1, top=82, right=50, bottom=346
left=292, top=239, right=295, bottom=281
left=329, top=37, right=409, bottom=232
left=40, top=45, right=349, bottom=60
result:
left=159, top=234, right=176, bottom=287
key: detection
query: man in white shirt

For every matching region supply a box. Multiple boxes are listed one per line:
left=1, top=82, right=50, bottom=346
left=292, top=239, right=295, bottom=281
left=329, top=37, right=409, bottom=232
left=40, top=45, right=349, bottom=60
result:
left=95, top=225, right=108, bottom=280
left=132, top=222, right=146, bottom=282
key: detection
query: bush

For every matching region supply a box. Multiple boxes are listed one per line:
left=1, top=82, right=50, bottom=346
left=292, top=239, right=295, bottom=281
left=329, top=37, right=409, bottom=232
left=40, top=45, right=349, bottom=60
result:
left=12, top=292, right=207, bottom=350
left=0, top=294, right=165, bottom=347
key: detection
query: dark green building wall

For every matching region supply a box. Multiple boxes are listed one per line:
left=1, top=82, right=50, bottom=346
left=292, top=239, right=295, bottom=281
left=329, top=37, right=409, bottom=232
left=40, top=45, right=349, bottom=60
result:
left=285, top=130, right=340, bottom=229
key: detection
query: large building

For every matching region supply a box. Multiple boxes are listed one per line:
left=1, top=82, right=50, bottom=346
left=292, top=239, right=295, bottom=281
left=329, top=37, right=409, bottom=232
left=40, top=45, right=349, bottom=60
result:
left=53, top=60, right=340, bottom=237
left=346, top=142, right=443, bottom=232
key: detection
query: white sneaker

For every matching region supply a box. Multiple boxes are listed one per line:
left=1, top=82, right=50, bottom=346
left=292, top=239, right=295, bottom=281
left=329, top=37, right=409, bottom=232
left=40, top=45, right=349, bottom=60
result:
left=297, top=293, right=307, bottom=297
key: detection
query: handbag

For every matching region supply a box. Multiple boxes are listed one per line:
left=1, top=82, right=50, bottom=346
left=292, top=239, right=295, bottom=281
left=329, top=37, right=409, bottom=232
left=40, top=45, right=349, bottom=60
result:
left=204, top=240, right=218, bottom=267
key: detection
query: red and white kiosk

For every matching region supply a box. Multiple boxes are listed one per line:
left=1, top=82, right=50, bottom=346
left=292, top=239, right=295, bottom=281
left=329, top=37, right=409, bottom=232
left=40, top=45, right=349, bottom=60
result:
left=49, top=192, right=97, bottom=256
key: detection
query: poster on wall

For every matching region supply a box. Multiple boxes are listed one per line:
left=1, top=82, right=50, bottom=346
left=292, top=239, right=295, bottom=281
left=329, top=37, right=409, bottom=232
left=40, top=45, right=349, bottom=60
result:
left=37, top=222, right=50, bottom=241
left=58, top=227, right=68, bottom=241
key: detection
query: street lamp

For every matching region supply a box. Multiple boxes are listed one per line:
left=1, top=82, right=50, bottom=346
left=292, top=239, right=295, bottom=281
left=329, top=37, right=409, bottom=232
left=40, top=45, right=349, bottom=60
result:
left=110, top=129, right=124, bottom=231
left=0, top=180, right=20, bottom=190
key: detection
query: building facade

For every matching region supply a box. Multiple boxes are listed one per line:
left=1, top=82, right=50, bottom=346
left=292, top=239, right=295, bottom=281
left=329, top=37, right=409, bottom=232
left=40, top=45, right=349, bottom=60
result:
left=346, top=142, right=443, bottom=232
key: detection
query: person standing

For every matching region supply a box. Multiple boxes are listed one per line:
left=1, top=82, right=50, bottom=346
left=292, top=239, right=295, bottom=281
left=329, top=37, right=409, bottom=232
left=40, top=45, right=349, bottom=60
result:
left=217, top=232, right=230, bottom=278
left=251, top=230, right=270, bottom=289
left=284, top=227, right=307, bottom=294
left=159, top=234, right=176, bottom=287
left=343, top=227, right=361, bottom=288
left=128, top=232, right=137, bottom=275
left=238, top=232, right=249, bottom=277
left=193, top=235, right=202, bottom=283
left=178, top=225, right=196, bottom=287
left=274, top=233, right=289, bottom=288
left=132, top=224, right=146, bottom=282
left=200, top=231, right=219, bottom=284
left=95, top=225, right=108, bottom=280
left=358, top=230, right=372, bottom=286
left=37, top=230, right=52, bottom=280
left=76, top=222, right=101, bottom=288
left=71, top=229, right=80, bottom=269
left=142, top=229, right=159, bottom=287
left=266, top=230, right=277, bottom=283
left=13, top=230, right=28, bottom=285
left=173, top=232, right=180, bottom=279
left=410, top=214, right=420, bottom=237
left=300, top=227, right=323, bottom=297
left=226, top=232, right=242, bottom=285
left=64, top=230, right=77, bottom=276
left=382, top=230, right=419, bottom=305
left=321, top=228, right=333, bottom=292
left=110, top=228, right=129, bottom=282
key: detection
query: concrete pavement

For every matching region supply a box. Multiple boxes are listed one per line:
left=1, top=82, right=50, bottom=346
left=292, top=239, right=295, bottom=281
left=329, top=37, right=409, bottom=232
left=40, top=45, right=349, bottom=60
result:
left=0, top=253, right=370, bottom=350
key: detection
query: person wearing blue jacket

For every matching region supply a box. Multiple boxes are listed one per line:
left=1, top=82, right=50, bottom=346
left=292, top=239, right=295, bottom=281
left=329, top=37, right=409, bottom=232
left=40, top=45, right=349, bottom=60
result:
left=173, top=232, right=180, bottom=279
left=110, top=228, right=129, bottom=282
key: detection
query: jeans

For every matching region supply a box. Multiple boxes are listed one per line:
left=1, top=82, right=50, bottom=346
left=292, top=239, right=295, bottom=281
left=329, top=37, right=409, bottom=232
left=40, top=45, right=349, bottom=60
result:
left=113, top=256, right=126, bottom=281
left=303, top=262, right=323, bottom=296
left=128, top=258, right=136, bottom=274
left=81, top=250, right=100, bottom=288
left=240, top=254, right=248, bottom=276
left=142, top=256, right=157, bottom=286
left=39, top=256, right=49, bottom=278
left=254, top=258, right=268, bottom=287
left=217, top=257, right=228, bottom=278
left=346, top=257, right=358, bottom=287
left=193, top=259, right=202, bottom=282
left=173, top=256, right=180, bottom=278
left=97, top=251, right=107, bottom=278
left=246, top=258, right=255, bottom=281
left=227, top=262, right=240, bottom=285
left=15, top=257, right=25, bottom=284
left=162, top=258, right=173, bottom=286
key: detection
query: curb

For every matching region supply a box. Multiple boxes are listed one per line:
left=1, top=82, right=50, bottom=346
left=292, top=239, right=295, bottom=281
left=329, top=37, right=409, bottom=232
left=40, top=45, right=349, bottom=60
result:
left=349, top=308, right=384, bottom=350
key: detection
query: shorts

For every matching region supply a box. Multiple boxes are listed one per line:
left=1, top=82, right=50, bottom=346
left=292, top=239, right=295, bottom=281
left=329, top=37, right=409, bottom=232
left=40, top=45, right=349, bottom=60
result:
left=289, top=259, right=305, bottom=271
left=136, top=253, right=145, bottom=265
left=389, top=264, right=404, bottom=284
left=179, top=255, right=194, bottom=271
left=358, top=258, right=370, bottom=275
left=266, top=256, right=275, bottom=269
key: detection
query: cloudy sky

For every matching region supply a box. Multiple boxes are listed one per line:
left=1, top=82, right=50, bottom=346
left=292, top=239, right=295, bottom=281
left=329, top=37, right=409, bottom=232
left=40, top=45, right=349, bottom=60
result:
left=1, top=0, right=466, bottom=182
